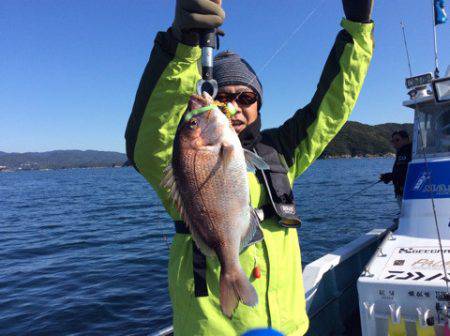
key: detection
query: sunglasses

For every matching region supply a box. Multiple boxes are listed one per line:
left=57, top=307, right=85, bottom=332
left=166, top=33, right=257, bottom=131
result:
left=215, top=91, right=258, bottom=106
left=391, top=137, right=402, bottom=143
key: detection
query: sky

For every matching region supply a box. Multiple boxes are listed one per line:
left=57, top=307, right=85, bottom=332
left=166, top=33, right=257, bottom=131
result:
left=1, top=0, right=449, bottom=153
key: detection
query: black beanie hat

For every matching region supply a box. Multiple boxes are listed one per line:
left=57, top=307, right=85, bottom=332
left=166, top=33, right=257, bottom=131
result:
left=213, top=51, right=263, bottom=108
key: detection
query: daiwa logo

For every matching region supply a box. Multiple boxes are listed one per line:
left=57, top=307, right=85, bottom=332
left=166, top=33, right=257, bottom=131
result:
left=413, top=172, right=430, bottom=191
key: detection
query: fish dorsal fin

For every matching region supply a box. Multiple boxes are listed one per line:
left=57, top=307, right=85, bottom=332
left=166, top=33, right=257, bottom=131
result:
left=161, top=164, right=215, bottom=257
left=243, top=149, right=270, bottom=173
left=161, top=164, right=186, bottom=221
left=161, top=164, right=176, bottom=195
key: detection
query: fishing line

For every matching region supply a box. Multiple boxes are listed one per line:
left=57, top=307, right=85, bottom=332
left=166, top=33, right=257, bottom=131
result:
left=329, top=180, right=382, bottom=211
left=234, top=0, right=327, bottom=102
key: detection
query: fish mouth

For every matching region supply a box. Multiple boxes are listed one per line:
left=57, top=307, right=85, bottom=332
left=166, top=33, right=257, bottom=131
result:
left=199, top=112, right=225, bottom=146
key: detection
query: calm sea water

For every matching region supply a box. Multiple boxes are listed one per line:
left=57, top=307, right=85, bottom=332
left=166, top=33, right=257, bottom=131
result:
left=0, top=158, right=398, bottom=335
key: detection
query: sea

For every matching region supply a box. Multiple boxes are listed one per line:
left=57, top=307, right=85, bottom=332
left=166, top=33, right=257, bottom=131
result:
left=0, top=158, right=398, bottom=336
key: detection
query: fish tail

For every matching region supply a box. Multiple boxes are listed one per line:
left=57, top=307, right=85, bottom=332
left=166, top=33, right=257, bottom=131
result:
left=219, top=266, right=258, bottom=317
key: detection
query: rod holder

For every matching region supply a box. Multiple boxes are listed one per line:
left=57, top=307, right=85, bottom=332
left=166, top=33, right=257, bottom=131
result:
left=389, top=303, right=402, bottom=324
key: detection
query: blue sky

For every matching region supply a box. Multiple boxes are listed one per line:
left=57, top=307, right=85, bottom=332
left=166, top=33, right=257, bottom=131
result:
left=1, top=0, right=449, bottom=153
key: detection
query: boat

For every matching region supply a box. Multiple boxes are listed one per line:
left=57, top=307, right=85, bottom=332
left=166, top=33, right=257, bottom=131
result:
left=306, top=69, right=450, bottom=335
left=356, top=70, right=450, bottom=335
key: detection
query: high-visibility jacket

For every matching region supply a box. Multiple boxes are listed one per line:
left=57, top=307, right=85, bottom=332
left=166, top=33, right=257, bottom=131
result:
left=125, top=19, right=374, bottom=336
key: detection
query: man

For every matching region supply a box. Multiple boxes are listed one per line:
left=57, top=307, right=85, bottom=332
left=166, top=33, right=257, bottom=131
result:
left=380, top=130, right=413, bottom=208
left=125, top=0, right=374, bottom=334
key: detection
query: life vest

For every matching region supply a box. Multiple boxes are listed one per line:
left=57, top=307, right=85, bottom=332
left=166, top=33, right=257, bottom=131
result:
left=174, top=142, right=301, bottom=297
left=253, top=141, right=302, bottom=228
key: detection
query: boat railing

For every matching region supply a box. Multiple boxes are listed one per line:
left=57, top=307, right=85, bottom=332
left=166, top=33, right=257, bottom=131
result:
left=304, top=220, right=398, bottom=335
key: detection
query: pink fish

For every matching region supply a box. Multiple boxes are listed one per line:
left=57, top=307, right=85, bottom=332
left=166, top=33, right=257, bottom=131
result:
left=162, top=92, right=267, bottom=317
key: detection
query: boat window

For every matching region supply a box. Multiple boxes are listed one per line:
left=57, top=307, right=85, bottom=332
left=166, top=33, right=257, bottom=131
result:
left=416, top=106, right=450, bottom=155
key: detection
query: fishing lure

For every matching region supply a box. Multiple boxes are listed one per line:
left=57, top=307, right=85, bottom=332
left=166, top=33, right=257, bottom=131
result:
left=184, top=102, right=237, bottom=122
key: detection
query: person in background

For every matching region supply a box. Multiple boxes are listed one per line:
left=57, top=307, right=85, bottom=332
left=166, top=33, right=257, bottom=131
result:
left=380, top=130, right=413, bottom=208
left=125, top=0, right=374, bottom=334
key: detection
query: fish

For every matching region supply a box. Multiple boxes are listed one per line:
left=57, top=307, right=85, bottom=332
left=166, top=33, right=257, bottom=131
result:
left=161, top=92, right=268, bottom=317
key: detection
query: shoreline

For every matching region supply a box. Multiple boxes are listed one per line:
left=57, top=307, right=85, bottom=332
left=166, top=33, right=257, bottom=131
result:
left=320, top=153, right=395, bottom=159
left=0, top=165, right=129, bottom=173
left=0, top=155, right=395, bottom=173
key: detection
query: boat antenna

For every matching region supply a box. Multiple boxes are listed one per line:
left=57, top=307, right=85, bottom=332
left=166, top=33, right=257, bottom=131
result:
left=400, top=21, right=413, bottom=77
left=431, top=0, right=440, bottom=78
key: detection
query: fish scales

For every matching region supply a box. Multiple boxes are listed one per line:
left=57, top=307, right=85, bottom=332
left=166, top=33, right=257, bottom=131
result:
left=175, top=147, right=249, bottom=254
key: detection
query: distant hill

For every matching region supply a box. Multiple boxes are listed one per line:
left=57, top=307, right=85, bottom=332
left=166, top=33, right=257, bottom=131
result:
left=0, top=150, right=128, bottom=171
left=322, top=122, right=414, bottom=158
left=0, top=122, right=414, bottom=171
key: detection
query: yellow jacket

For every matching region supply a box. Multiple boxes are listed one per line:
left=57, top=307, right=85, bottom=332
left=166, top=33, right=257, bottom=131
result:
left=125, top=19, right=374, bottom=335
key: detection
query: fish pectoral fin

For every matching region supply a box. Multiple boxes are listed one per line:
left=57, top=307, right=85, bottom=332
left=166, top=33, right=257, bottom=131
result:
left=220, top=143, right=234, bottom=169
left=240, top=208, right=264, bottom=251
left=243, top=149, right=269, bottom=172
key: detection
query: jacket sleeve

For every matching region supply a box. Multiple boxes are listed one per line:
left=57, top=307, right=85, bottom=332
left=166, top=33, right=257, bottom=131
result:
left=261, top=19, right=374, bottom=181
left=125, top=30, right=201, bottom=218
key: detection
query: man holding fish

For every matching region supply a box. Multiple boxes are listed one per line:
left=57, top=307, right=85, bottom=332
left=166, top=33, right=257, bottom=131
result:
left=125, top=0, right=374, bottom=334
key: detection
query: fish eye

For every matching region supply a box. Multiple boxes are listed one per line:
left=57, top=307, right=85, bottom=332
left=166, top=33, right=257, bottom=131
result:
left=188, top=118, right=198, bottom=129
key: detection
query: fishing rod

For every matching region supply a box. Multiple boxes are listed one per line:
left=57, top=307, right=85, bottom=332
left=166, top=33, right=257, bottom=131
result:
left=329, top=180, right=382, bottom=211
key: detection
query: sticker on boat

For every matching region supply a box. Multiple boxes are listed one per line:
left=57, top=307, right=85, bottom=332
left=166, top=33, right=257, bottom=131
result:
left=380, top=247, right=450, bottom=281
